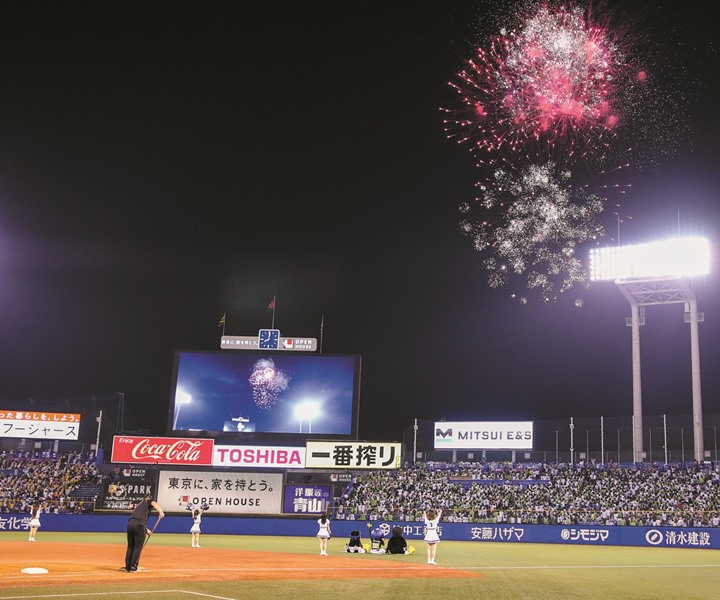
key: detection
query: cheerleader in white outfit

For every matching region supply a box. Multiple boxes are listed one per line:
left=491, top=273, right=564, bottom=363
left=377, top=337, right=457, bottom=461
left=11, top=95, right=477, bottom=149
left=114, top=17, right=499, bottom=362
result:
left=316, top=514, right=332, bottom=555
left=423, top=508, right=442, bottom=564
left=28, top=503, right=42, bottom=542
left=190, top=505, right=207, bottom=548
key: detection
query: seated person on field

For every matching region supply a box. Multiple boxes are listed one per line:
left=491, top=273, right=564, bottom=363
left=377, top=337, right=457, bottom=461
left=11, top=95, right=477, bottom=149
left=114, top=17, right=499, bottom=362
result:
left=385, top=526, right=408, bottom=554
left=345, top=530, right=365, bottom=553
left=370, top=528, right=385, bottom=554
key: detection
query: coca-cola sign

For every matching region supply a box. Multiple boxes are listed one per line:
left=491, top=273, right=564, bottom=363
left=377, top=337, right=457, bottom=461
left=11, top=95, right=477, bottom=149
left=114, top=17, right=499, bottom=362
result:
left=112, top=436, right=214, bottom=465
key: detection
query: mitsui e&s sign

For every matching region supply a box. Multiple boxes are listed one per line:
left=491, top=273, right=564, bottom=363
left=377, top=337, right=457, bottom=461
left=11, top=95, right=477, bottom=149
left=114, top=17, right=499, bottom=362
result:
left=434, top=421, right=534, bottom=450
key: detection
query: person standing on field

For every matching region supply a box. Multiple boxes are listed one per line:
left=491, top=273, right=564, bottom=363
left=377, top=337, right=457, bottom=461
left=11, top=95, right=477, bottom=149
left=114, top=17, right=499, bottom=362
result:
left=28, top=501, right=42, bottom=542
left=190, top=503, right=208, bottom=548
left=316, top=513, right=332, bottom=555
left=423, top=508, right=442, bottom=565
left=125, top=494, right=164, bottom=572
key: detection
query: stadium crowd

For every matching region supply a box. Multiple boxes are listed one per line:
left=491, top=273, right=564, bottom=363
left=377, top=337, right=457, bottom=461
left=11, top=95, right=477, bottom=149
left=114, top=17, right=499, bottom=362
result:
left=0, top=450, right=103, bottom=514
left=335, top=461, right=720, bottom=527
left=2, top=451, right=720, bottom=528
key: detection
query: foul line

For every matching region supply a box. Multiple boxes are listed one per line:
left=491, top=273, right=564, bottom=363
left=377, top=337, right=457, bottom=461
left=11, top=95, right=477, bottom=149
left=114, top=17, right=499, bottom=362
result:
left=0, top=591, right=235, bottom=600
left=459, top=563, right=720, bottom=570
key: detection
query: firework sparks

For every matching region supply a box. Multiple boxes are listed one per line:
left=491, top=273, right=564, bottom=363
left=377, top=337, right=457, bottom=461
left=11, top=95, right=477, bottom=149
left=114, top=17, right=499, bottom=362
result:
left=443, top=2, right=649, bottom=169
left=460, top=162, right=605, bottom=303
left=443, top=1, right=691, bottom=304
left=248, top=358, right=290, bottom=409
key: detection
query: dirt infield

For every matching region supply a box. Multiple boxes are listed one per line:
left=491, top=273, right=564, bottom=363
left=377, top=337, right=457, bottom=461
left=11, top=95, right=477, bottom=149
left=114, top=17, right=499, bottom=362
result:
left=0, top=541, right=482, bottom=588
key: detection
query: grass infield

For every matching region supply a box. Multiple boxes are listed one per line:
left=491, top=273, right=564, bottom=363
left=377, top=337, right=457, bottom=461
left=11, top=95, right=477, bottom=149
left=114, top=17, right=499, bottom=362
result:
left=0, top=531, right=718, bottom=599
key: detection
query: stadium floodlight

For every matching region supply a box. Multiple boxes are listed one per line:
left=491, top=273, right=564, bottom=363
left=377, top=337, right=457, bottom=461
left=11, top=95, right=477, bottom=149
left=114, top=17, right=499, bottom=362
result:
left=589, top=237, right=710, bottom=282
left=589, top=236, right=710, bottom=463
left=295, top=400, right=320, bottom=434
left=173, top=388, right=192, bottom=429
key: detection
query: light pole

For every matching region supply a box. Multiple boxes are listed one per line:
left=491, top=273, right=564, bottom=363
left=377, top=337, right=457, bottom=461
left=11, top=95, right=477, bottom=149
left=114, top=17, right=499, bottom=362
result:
left=295, top=401, right=320, bottom=434
left=590, top=237, right=710, bottom=463
left=174, top=388, right=192, bottom=430
left=413, top=418, right=419, bottom=465
left=95, top=410, right=103, bottom=458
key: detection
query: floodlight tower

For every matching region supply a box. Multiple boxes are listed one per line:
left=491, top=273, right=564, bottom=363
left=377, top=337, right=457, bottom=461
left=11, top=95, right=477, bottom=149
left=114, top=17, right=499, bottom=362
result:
left=173, top=388, right=192, bottom=430
left=589, top=237, right=710, bottom=463
left=295, top=400, right=321, bottom=434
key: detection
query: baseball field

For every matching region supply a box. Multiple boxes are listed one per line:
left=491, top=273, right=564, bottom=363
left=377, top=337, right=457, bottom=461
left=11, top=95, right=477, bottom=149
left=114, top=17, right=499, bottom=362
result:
left=0, top=531, right=718, bottom=599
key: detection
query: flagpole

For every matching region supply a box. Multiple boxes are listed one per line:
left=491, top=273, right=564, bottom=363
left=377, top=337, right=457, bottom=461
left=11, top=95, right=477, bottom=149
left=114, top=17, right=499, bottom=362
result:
left=218, top=312, right=226, bottom=336
left=271, top=295, right=276, bottom=329
left=319, top=314, right=324, bottom=354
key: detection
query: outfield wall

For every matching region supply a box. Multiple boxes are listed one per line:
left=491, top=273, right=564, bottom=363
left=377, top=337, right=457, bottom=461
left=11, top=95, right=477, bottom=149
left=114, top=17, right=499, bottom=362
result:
left=2, top=514, right=718, bottom=550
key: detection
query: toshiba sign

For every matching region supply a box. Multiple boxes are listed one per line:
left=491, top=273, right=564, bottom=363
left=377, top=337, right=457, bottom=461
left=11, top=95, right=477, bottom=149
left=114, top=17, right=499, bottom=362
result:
left=213, top=445, right=305, bottom=468
left=111, top=436, right=214, bottom=465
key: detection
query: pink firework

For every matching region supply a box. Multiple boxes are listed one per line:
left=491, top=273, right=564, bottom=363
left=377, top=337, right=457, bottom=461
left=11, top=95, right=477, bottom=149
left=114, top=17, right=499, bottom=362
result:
left=445, top=1, right=692, bottom=305
left=444, top=1, right=645, bottom=167
left=248, top=358, right=290, bottom=409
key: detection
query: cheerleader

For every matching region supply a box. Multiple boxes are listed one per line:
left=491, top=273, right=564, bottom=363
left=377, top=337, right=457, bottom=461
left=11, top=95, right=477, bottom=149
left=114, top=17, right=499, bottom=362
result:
left=423, top=508, right=442, bottom=564
left=316, top=513, right=332, bottom=555
left=190, top=503, right=208, bottom=548
left=28, top=502, right=42, bottom=542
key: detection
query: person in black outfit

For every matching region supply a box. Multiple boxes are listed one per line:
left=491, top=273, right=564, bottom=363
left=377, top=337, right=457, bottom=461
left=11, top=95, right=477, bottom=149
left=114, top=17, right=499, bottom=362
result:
left=125, top=494, right=164, bottom=572
left=345, top=529, right=365, bottom=553
left=386, top=526, right=409, bottom=554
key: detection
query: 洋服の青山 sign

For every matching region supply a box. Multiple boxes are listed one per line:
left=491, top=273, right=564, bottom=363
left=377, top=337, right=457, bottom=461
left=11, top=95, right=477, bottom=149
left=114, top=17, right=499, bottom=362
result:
left=111, top=435, right=214, bottom=465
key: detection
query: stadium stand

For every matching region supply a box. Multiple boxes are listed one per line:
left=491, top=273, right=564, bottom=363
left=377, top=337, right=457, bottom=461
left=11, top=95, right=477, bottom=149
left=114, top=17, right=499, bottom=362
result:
left=335, top=461, right=720, bottom=527
left=0, top=450, right=103, bottom=514
left=1, top=452, right=719, bottom=527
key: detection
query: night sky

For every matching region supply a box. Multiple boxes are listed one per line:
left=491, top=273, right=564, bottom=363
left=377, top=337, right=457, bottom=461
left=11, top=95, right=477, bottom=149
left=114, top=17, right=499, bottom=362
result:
left=1, top=1, right=718, bottom=444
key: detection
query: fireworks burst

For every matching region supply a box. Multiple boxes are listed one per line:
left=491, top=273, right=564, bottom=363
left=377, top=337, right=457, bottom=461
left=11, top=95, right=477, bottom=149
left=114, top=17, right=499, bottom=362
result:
left=444, top=0, right=691, bottom=304
left=443, top=1, right=648, bottom=170
left=460, top=161, right=604, bottom=303
left=248, top=358, right=290, bottom=409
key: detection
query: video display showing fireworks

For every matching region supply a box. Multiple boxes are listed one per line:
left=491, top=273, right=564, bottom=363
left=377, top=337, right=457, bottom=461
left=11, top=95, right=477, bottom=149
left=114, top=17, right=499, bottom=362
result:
left=168, top=350, right=360, bottom=439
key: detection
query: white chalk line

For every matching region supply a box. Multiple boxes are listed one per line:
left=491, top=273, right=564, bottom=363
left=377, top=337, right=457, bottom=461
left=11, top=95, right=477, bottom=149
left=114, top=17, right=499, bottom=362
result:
left=0, top=592, right=235, bottom=600
left=459, top=563, right=720, bottom=570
